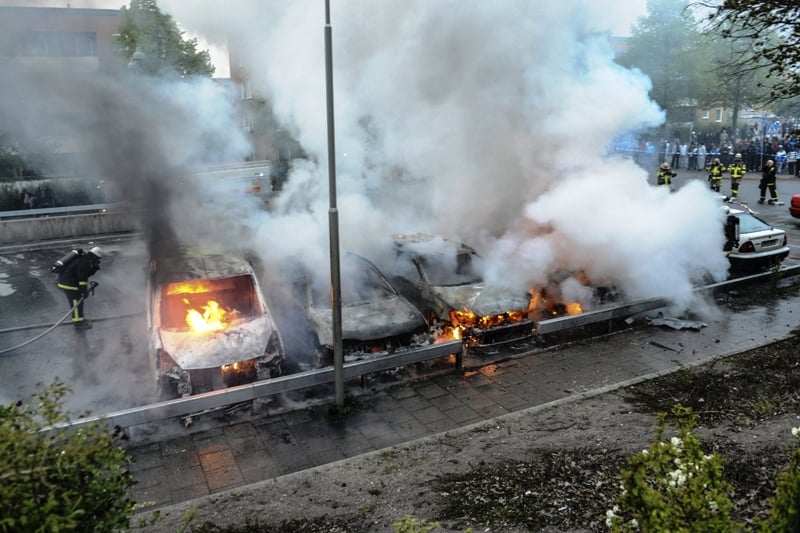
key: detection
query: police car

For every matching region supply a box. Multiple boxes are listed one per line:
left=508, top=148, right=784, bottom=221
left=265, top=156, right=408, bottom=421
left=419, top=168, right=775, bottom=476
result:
left=722, top=202, right=790, bottom=271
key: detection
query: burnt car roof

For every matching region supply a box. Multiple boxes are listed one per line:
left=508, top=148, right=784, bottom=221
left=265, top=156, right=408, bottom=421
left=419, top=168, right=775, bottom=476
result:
left=393, top=232, right=479, bottom=257
left=153, top=250, right=256, bottom=285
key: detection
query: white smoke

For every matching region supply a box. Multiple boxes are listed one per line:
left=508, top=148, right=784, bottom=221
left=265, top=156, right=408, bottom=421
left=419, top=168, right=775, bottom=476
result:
left=160, top=0, right=730, bottom=312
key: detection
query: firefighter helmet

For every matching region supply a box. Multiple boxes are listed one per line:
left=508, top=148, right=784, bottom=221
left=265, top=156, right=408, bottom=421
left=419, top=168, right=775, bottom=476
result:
left=714, top=158, right=721, bottom=164
left=660, top=162, right=670, bottom=170
left=735, top=153, right=742, bottom=159
left=88, top=246, right=104, bottom=258
left=766, top=159, right=774, bottom=167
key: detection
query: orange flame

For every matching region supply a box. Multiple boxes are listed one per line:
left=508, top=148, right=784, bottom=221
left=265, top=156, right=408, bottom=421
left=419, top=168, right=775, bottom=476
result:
left=566, top=302, right=583, bottom=315
left=168, top=280, right=214, bottom=295
left=184, top=298, right=233, bottom=332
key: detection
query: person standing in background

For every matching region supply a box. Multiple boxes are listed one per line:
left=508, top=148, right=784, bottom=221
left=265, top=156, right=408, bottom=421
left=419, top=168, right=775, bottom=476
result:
left=727, top=153, right=747, bottom=200
left=758, top=159, right=779, bottom=205
left=707, top=158, right=724, bottom=192
left=697, top=143, right=707, bottom=171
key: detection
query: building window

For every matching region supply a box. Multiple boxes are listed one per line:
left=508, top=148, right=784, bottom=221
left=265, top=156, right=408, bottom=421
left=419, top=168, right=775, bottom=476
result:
left=715, top=108, right=723, bottom=122
left=702, top=109, right=710, bottom=119
left=18, top=32, right=97, bottom=57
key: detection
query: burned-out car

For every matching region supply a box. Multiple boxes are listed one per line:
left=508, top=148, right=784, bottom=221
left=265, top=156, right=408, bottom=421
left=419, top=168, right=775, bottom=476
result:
left=276, top=251, right=430, bottom=366
left=384, top=234, right=537, bottom=350
left=146, top=250, right=284, bottom=398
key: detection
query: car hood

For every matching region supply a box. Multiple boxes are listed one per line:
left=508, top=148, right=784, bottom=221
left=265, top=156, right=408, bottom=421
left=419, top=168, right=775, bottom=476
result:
left=431, top=284, right=531, bottom=316
left=158, top=315, right=275, bottom=370
left=309, top=295, right=426, bottom=346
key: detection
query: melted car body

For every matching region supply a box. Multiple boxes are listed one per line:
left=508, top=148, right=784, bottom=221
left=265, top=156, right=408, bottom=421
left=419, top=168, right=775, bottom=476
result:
left=386, top=234, right=535, bottom=348
left=278, top=251, right=430, bottom=366
left=146, top=250, right=284, bottom=397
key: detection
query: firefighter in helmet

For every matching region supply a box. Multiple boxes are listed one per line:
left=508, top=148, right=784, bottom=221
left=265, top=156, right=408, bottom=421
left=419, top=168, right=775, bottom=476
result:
left=707, top=158, right=724, bottom=192
left=727, top=153, right=746, bottom=200
left=56, top=246, right=102, bottom=329
left=656, top=162, right=677, bottom=189
left=758, top=159, right=779, bottom=205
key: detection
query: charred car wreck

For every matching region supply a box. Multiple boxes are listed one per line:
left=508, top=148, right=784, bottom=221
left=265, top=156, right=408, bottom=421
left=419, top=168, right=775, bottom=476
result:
left=277, top=251, right=431, bottom=367
left=385, top=234, right=538, bottom=353
left=147, top=250, right=285, bottom=398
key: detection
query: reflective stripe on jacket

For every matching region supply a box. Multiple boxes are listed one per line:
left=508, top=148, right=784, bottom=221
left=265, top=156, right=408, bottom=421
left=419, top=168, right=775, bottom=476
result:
left=728, top=163, right=746, bottom=179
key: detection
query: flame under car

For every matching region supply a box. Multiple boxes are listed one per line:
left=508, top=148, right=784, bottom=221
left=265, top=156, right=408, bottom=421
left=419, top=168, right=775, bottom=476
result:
left=147, top=251, right=284, bottom=398
left=386, top=234, right=537, bottom=350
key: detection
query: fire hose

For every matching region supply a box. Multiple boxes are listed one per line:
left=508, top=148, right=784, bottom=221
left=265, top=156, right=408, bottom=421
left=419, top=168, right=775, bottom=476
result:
left=0, top=281, right=99, bottom=356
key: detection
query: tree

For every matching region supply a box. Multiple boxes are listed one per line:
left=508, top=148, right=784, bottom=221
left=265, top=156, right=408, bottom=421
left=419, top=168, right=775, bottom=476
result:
left=699, top=29, right=775, bottom=139
left=0, top=380, right=135, bottom=532
left=115, top=0, right=214, bottom=78
left=615, top=0, right=706, bottom=130
left=698, top=1, right=800, bottom=100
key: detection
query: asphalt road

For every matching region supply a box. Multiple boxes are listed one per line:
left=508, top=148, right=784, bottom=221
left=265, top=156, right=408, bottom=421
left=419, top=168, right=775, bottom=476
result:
left=0, top=175, right=799, bottom=419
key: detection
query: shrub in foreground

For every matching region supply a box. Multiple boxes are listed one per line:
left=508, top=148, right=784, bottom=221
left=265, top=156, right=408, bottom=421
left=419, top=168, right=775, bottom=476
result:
left=0, top=379, right=135, bottom=532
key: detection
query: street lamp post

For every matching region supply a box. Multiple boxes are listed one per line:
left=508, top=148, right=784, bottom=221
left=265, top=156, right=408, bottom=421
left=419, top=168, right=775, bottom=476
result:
left=324, top=0, right=344, bottom=406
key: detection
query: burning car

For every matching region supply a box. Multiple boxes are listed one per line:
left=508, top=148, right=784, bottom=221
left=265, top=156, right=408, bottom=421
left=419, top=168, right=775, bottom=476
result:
left=384, top=234, right=540, bottom=350
left=723, top=205, right=790, bottom=271
left=276, top=251, right=430, bottom=366
left=146, top=250, right=285, bottom=398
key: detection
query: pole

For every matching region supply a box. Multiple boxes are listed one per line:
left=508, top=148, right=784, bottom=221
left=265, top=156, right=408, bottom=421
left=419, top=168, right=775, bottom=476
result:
left=324, top=0, right=345, bottom=407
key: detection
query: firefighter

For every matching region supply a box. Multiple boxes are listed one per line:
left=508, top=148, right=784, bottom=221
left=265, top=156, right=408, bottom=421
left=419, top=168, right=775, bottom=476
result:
left=727, top=153, right=747, bottom=200
left=656, top=162, right=676, bottom=189
left=57, top=246, right=102, bottom=329
left=707, top=158, right=724, bottom=192
left=758, top=159, right=779, bottom=205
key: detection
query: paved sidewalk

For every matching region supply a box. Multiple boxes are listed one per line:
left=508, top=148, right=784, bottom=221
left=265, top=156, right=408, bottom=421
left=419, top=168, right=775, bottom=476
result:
left=126, top=288, right=800, bottom=511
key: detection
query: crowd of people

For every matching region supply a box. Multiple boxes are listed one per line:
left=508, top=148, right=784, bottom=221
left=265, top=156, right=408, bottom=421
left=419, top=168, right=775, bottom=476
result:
left=631, top=129, right=800, bottom=178
left=19, top=185, right=55, bottom=209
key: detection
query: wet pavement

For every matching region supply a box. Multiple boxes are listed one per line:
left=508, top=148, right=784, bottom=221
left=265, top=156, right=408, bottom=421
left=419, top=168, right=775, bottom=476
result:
left=126, top=281, right=800, bottom=511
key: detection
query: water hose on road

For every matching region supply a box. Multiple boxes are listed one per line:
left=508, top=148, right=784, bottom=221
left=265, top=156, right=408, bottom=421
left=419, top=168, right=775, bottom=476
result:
left=0, top=297, right=85, bottom=355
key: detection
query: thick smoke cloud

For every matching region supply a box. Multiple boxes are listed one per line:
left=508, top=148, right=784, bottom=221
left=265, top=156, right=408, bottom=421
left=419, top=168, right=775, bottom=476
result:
left=160, top=0, right=730, bottom=312
left=0, top=63, right=251, bottom=257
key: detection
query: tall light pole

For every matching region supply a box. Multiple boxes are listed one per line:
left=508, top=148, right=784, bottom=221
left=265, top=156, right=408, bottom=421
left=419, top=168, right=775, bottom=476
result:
left=324, top=0, right=344, bottom=406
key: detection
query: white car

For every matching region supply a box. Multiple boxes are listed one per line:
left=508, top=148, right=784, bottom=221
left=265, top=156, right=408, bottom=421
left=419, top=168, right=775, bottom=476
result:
left=146, top=250, right=285, bottom=398
left=723, top=205, right=790, bottom=271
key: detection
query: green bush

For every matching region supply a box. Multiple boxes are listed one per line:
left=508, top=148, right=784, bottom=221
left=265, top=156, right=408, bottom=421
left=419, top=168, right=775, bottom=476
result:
left=0, top=379, right=135, bottom=532
left=606, top=404, right=740, bottom=532
left=392, top=515, right=442, bottom=533
left=608, top=405, right=800, bottom=532
left=758, top=427, right=800, bottom=532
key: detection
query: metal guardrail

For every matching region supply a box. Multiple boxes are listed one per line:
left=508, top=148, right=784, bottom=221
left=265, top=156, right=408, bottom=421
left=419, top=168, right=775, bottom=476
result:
left=0, top=203, right=125, bottom=220
left=48, top=263, right=800, bottom=432
left=48, top=341, right=463, bottom=431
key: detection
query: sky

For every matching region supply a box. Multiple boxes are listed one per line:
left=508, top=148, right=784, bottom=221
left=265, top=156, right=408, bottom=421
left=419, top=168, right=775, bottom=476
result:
left=0, top=0, right=733, bottom=319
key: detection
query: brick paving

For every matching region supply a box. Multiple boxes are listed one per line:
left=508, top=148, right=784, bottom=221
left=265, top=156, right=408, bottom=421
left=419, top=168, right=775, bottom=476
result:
left=126, top=291, right=800, bottom=511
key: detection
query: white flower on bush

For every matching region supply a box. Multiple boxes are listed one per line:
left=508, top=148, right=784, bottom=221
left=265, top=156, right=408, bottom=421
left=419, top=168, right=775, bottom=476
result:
left=671, top=436, right=683, bottom=449
left=605, top=505, right=620, bottom=527
left=668, top=469, right=688, bottom=487
left=792, top=427, right=799, bottom=437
